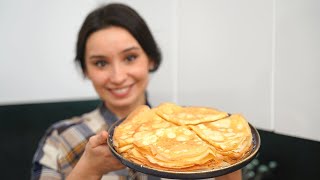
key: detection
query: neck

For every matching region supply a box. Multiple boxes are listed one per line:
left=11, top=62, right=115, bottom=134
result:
left=105, top=95, right=146, bottom=120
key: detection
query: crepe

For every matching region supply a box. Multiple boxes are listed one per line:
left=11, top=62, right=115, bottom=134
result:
left=113, top=102, right=253, bottom=171
left=113, top=105, right=151, bottom=152
left=189, top=114, right=252, bottom=163
left=155, top=102, right=229, bottom=125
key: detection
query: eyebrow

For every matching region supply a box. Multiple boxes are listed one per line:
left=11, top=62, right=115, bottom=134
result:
left=121, top=46, right=140, bottom=53
left=88, top=46, right=141, bottom=60
left=88, top=55, right=106, bottom=60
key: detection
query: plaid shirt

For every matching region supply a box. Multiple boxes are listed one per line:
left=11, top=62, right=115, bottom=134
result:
left=31, top=102, right=161, bottom=180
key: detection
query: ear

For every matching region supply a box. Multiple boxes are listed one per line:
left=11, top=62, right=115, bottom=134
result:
left=148, top=59, right=155, bottom=71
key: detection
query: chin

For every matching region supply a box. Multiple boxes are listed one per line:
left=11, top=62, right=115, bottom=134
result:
left=109, top=96, right=137, bottom=108
left=104, top=90, right=145, bottom=109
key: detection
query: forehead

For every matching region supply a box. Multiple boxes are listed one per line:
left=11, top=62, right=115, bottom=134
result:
left=86, top=26, right=140, bottom=52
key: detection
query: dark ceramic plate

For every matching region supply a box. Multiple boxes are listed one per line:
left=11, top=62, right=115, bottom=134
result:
left=107, top=119, right=260, bottom=179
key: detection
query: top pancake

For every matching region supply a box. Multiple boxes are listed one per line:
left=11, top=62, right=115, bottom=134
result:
left=155, top=102, right=229, bottom=125
left=189, top=114, right=252, bottom=162
left=113, top=105, right=153, bottom=151
left=133, top=126, right=217, bottom=169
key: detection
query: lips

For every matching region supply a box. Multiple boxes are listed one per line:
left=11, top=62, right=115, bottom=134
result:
left=108, top=85, right=132, bottom=98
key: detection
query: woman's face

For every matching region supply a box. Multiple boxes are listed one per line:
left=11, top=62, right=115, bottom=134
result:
left=85, top=26, right=153, bottom=111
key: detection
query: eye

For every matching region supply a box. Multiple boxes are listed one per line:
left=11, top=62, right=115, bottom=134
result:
left=94, top=60, right=108, bottom=68
left=125, top=54, right=137, bottom=62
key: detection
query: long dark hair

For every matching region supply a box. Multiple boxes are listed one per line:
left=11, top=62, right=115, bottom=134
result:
left=75, top=3, right=162, bottom=75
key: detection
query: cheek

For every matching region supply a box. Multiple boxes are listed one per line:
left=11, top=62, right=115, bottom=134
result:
left=131, top=65, right=150, bottom=82
left=87, top=69, right=109, bottom=86
left=131, top=58, right=152, bottom=80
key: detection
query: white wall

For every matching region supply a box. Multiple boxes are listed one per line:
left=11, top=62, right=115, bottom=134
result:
left=177, top=0, right=274, bottom=134
left=0, top=0, right=98, bottom=104
left=274, top=0, right=320, bottom=141
left=175, top=0, right=320, bottom=141
left=1, top=0, right=319, bottom=141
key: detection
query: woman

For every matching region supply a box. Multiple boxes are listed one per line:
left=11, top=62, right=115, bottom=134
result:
left=32, top=3, right=241, bottom=180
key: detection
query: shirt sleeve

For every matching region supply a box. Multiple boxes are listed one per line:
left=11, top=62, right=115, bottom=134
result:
left=31, top=125, right=64, bottom=180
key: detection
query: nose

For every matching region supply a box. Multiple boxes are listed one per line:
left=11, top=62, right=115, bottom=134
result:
left=109, top=63, right=127, bottom=84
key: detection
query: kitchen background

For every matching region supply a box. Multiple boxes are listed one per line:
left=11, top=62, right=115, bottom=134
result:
left=0, top=0, right=319, bottom=179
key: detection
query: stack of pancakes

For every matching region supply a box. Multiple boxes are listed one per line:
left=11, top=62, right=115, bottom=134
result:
left=113, top=103, right=253, bottom=171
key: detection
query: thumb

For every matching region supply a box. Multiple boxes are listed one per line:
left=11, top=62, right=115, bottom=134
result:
left=91, top=130, right=108, bottom=148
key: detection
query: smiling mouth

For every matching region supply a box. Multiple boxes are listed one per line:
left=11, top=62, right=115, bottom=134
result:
left=108, top=85, right=132, bottom=98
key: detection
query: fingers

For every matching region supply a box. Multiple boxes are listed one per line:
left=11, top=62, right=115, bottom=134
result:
left=90, top=130, right=108, bottom=148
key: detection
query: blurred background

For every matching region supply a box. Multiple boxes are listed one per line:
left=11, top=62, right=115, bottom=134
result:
left=0, top=0, right=319, bottom=179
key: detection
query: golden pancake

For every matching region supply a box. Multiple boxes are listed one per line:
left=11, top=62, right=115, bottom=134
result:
left=133, top=126, right=216, bottom=169
left=113, top=105, right=152, bottom=151
left=155, top=102, right=229, bottom=125
left=112, top=103, right=253, bottom=171
left=136, top=109, right=174, bottom=132
left=189, top=114, right=252, bottom=163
